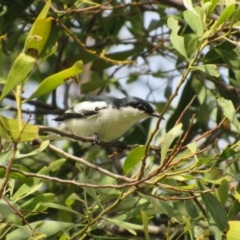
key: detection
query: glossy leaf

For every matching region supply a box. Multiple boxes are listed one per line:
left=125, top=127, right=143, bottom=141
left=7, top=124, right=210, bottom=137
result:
left=103, top=218, right=142, bottom=235
left=183, top=0, right=198, bottom=13
left=0, top=53, right=36, bottom=101
left=6, top=221, right=76, bottom=240
left=142, top=211, right=150, bottom=240
left=227, top=221, right=240, bottom=240
left=200, top=184, right=229, bottom=238
left=21, top=193, right=55, bottom=212
left=123, top=146, right=146, bottom=175
left=0, top=115, right=38, bottom=142
left=192, top=64, right=220, bottom=77
left=40, top=202, right=81, bottom=215
left=207, top=0, right=219, bottom=14
left=216, top=179, right=229, bottom=205
left=12, top=183, right=43, bottom=201
left=183, top=8, right=203, bottom=37
left=143, top=195, right=175, bottom=216
left=167, top=17, right=188, bottom=59
left=161, top=123, right=182, bottom=163
left=15, top=140, right=49, bottom=159
left=184, top=199, right=199, bottom=219
left=24, top=0, right=51, bottom=50
left=83, top=184, right=102, bottom=208
left=217, top=97, right=240, bottom=133
left=211, top=4, right=235, bottom=31
left=0, top=198, right=22, bottom=225
left=24, top=18, right=52, bottom=57
left=29, top=60, right=83, bottom=99
left=38, top=158, right=66, bottom=176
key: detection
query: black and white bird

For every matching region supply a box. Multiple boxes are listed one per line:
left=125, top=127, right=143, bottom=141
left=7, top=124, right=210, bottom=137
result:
left=53, top=95, right=159, bottom=142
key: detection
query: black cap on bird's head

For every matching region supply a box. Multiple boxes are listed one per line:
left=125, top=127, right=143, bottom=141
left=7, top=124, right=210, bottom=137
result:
left=120, top=97, right=160, bottom=118
left=85, top=95, right=160, bottom=118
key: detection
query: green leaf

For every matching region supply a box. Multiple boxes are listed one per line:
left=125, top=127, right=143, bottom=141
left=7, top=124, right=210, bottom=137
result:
left=83, top=184, right=102, bottom=208
left=187, top=142, right=197, bottom=153
left=65, top=193, right=83, bottom=206
left=201, top=4, right=235, bottom=40
left=215, top=48, right=240, bottom=68
left=232, top=189, right=240, bottom=201
left=183, top=0, right=198, bottom=13
left=199, top=184, right=229, bottom=238
left=97, top=174, right=121, bottom=196
left=123, top=146, right=146, bottom=175
left=103, top=218, right=143, bottom=235
left=0, top=115, right=38, bottom=142
left=0, top=53, right=36, bottom=101
left=0, top=198, right=22, bottom=225
left=228, top=200, right=240, bottom=220
left=37, top=158, right=66, bottom=176
left=24, top=0, right=51, bottom=53
left=24, top=18, right=52, bottom=57
left=141, top=211, right=150, bottom=240
left=217, top=146, right=236, bottom=164
left=161, top=123, right=182, bottom=163
left=113, top=197, right=146, bottom=212
left=217, top=97, right=240, bottom=133
left=184, top=199, right=200, bottom=219
left=192, top=64, right=220, bottom=77
left=21, top=193, right=55, bottom=212
left=15, top=140, right=49, bottom=159
left=167, top=16, right=188, bottom=59
left=6, top=220, right=76, bottom=240
left=202, top=41, right=236, bottom=64
left=216, top=179, right=229, bottom=205
left=207, top=0, right=219, bottom=14
left=40, top=202, right=81, bottom=215
left=184, top=34, right=199, bottom=57
left=12, top=183, right=43, bottom=201
left=211, top=4, right=235, bottom=31
left=227, top=221, right=240, bottom=240
left=183, top=8, right=204, bottom=37
left=0, top=35, right=6, bottom=77
left=143, top=195, right=175, bottom=216
left=28, top=60, right=83, bottom=99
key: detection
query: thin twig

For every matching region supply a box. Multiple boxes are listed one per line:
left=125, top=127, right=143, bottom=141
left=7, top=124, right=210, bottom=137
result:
left=38, top=125, right=162, bottom=152
left=175, top=95, right=197, bottom=126
left=136, top=186, right=196, bottom=201
left=0, top=142, right=17, bottom=198
left=47, top=143, right=133, bottom=183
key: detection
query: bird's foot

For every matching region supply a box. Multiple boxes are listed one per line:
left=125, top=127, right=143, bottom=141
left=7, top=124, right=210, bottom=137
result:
left=92, top=133, right=100, bottom=145
left=116, top=141, right=127, bottom=152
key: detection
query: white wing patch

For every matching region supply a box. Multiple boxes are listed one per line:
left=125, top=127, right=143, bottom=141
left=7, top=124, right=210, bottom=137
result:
left=72, top=101, right=108, bottom=113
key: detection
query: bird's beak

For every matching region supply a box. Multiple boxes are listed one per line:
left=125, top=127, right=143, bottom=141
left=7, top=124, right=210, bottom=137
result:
left=151, top=111, right=161, bottom=118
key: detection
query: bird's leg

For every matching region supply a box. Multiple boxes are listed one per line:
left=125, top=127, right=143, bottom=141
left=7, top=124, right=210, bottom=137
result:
left=116, top=141, right=127, bottom=152
left=92, top=133, right=100, bottom=145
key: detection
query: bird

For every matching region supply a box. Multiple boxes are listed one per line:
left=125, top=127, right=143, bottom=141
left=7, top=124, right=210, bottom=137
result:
left=53, top=95, right=160, bottom=142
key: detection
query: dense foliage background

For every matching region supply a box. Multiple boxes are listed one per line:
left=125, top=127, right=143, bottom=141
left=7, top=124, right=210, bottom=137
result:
left=0, top=0, right=240, bottom=239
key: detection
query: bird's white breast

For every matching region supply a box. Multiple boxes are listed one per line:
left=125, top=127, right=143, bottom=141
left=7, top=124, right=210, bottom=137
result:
left=60, top=103, right=149, bottom=141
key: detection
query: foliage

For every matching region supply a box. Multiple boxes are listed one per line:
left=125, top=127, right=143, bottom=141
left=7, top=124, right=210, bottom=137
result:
left=0, top=0, right=240, bottom=239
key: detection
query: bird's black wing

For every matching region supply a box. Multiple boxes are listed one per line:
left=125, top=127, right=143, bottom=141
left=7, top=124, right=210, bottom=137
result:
left=53, top=110, right=98, bottom=122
